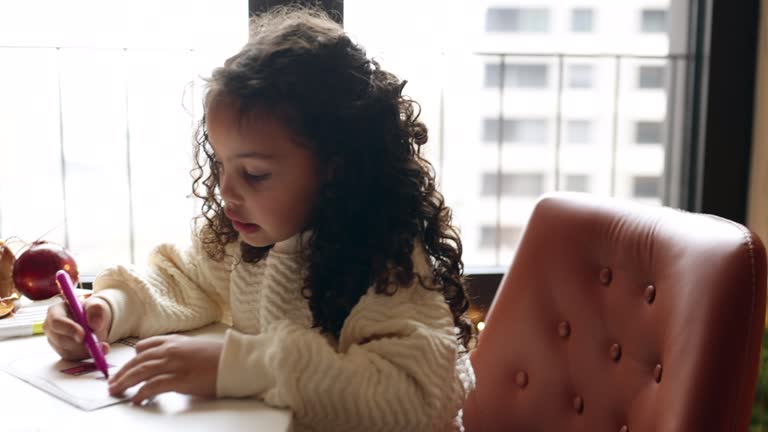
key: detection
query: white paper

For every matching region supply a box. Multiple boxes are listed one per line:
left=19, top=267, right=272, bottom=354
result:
left=3, top=339, right=138, bottom=411
left=2, top=323, right=229, bottom=411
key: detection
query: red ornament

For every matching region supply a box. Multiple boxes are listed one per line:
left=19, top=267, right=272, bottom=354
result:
left=12, top=241, right=79, bottom=300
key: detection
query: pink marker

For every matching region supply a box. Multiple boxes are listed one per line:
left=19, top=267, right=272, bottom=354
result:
left=55, top=270, right=110, bottom=379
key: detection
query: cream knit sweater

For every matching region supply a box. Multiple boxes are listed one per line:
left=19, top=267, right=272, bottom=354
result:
left=92, top=232, right=474, bottom=431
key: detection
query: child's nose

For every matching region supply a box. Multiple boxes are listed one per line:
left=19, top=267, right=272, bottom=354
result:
left=219, top=174, right=244, bottom=204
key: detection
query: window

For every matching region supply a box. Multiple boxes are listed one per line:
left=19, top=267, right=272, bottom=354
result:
left=484, top=63, right=501, bottom=87
left=635, top=121, right=663, bottom=144
left=485, top=63, right=549, bottom=88
left=486, top=8, right=550, bottom=32
left=571, top=8, right=594, bottom=32
left=482, top=173, right=546, bottom=197
left=483, top=118, right=548, bottom=144
left=632, top=176, right=661, bottom=198
left=568, top=64, right=593, bottom=89
left=479, top=225, right=523, bottom=249
left=566, top=120, right=592, bottom=144
left=564, top=174, right=590, bottom=192
left=344, top=1, right=679, bottom=268
left=641, top=9, right=667, bottom=33
left=638, top=65, right=665, bottom=89
left=0, top=1, right=246, bottom=275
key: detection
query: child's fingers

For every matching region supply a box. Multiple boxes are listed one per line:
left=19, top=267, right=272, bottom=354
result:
left=43, top=302, right=91, bottom=359
left=84, top=301, right=107, bottom=338
left=109, top=344, right=165, bottom=385
left=47, top=337, right=87, bottom=360
left=45, top=301, right=73, bottom=324
left=109, top=358, right=169, bottom=395
left=134, top=335, right=170, bottom=353
left=131, top=374, right=176, bottom=404
left=83, top=297, right=112, bottom=342
left=45, top=325, right=89, bottom=360
left=44, top=311, right=85, bottom=343
left=85, top=305, right=104, bottom=331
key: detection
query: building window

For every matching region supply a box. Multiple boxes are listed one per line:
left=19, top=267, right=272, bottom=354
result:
left=564, top=174, right=590, bottom=192
left=635, top=121, right=663, bottom=144
left=482, top=173, right=545, bottom=197
left=479, top=225, right=523, bottom=249
left=571, top=8, right=594, bottom=32
left=638, top=65, right=665, bottom=89
left=632, top=176, right=661, bottom=198
left=485, top=63, right=501, bottom=88
left=566, top=120, right=592, bottom=144
left=486, top=8, right=550, bottom=32
left=568, top=64, right=593, bottom=89
left=483, top=118, right=548, bottom=144
left=641, top=9, right=667, bottom=33
left=484, top=63, right=549, bottom=88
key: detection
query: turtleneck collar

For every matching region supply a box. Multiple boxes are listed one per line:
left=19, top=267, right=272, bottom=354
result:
left=270, top=230, right=312, bottom=254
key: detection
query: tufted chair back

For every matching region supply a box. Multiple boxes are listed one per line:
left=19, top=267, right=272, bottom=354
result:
left=462, top=192, right=767, bottom=432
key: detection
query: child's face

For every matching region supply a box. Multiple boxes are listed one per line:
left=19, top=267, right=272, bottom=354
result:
left=206, top=97, right=320, bottom=247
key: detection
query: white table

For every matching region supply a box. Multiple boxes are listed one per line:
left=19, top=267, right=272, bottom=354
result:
left=0, top=330, right=293, bottom=432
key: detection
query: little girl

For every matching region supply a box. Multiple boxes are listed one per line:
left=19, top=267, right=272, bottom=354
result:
left=44, top=6, right=475, bottom=431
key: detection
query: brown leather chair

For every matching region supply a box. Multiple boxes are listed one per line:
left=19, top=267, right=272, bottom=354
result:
left=463, top=192, right=767, bottom=432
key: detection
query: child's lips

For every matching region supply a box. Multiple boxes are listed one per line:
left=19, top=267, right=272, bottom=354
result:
left=224, top=209, right=260, bottom=233
left=231, top=219, right=261, bottom=233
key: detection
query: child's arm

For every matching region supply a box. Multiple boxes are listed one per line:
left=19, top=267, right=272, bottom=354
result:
left=218, top=282, right=464, bottom=430
left=91, top=235, right=236, bottom=342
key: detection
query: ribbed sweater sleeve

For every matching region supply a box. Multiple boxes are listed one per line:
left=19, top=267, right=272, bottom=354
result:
left=91, top=235, right=235, bottom=342
left=217, top=249, right=465, bottom=431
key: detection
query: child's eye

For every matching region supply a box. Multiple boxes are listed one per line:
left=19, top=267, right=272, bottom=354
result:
left=245, top=172, right=271, bottom=183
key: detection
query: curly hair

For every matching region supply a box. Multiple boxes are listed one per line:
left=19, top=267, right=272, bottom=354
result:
left=191, top=6, right=474, bottom=351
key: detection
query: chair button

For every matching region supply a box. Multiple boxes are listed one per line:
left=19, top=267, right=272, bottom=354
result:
left=619, top=426, right=629, bottom=432
left=515, top=370, right=528, bottom=388
left=600, top=267, right=612, bottom=285
left=573, top=396, right=584, bottom=414
left=558, top=321, right=571, bottom=338
left=654, top=364, right=663, bottom=383
left=610, top=343, right=622, bottom=362
left=645, top=284, right=656, bottom=304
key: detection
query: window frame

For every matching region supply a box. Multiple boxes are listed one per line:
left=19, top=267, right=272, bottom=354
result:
left=686, top=0, right=759, bottom=223
left=248, top=0, right=760, bottom=319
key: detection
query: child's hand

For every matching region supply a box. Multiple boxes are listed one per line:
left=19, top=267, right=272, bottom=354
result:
left=107, top=334, right=223, bottom=404
left=44, top=296, right=112, bottom=360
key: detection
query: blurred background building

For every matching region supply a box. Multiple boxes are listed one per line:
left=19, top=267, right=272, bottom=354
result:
left=345, top=0, right=671, bottom=267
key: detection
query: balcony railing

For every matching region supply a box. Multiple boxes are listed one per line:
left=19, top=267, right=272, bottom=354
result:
left=464, top=52, right=684, bottom=265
